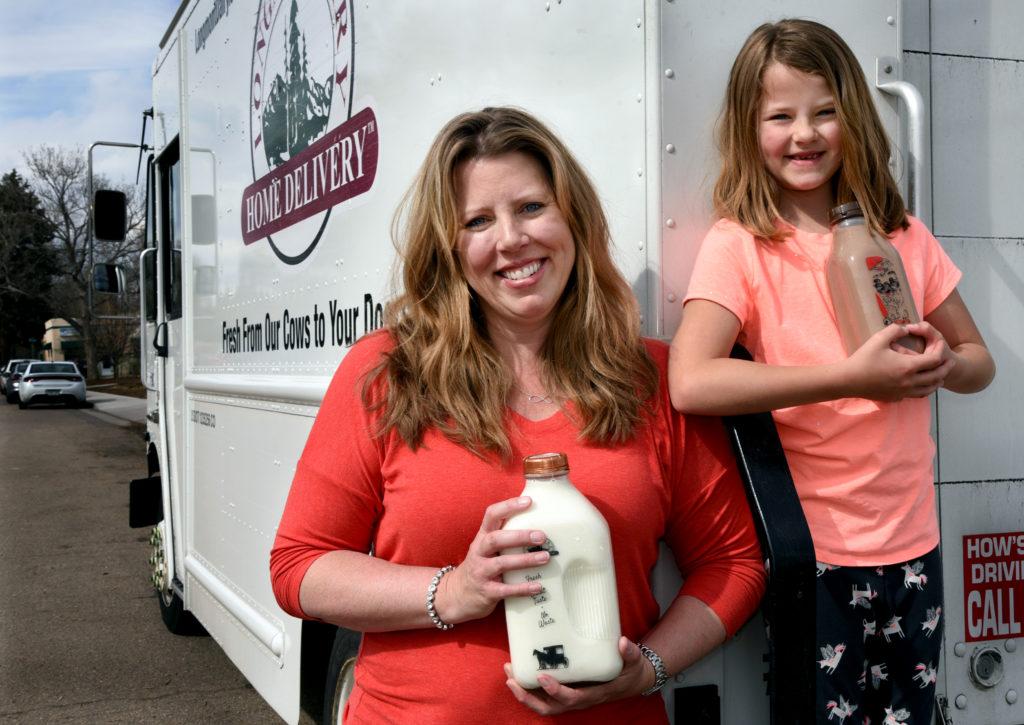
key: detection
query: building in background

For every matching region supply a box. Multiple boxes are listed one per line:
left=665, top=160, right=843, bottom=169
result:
left=41, top=319, right=83, bottom=369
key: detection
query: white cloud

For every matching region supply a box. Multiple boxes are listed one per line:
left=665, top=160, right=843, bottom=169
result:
left=0, top=1, right=181, bottom=185
left=0, top=2, right=175, bottom=77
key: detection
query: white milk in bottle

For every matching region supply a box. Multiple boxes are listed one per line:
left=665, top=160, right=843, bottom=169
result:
left=501, top=452, right=622, bottom=688
left=826, top=201, right=925, bottom=354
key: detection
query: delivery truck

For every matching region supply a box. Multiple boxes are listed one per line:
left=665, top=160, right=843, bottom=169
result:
left=93, top=1, right=1023, bottom=722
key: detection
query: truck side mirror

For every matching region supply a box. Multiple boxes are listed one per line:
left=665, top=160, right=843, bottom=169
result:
left=93, top=263, right=127, bottom=294
left=94, top=189, right=127, bottom=241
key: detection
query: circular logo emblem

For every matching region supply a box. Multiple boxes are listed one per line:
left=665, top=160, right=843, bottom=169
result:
left=247, top=0, right=355, bottom=264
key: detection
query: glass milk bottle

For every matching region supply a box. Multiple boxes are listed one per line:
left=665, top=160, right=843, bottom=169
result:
left=826, top=201, right=925, bottom=354
left=501, top=452, right=622, bottom=688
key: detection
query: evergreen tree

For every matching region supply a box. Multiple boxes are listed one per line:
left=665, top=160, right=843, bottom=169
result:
left=261, top=0, right=331, bottom=169
left=0, top=170, right=58, bottom=359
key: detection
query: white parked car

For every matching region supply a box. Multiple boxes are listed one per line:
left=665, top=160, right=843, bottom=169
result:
left=17, top=362, right=87, bottom=409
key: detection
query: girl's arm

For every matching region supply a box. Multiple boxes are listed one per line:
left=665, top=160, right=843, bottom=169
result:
left=669, top=299, right=955, bottom=415
left=916, top=288, right=996, bottom=393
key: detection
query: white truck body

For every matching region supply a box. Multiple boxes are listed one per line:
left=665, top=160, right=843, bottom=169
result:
left=135, top=1, right=1023, bottom=722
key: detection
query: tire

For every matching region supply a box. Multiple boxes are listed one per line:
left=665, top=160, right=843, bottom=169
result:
left=322, top=627, right=362, bottom=725
left=5, top=393, right=14, bottom=404
left=149, top=524, right=206, bottom=635
left=18, top=400, right=26, bottom=409
left=158, top=586, right=207, bottom=636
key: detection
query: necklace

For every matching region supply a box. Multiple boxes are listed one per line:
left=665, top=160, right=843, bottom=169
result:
left=513, top=383, right=553, bottom=405
left=523, top=392, right=553, bottom=405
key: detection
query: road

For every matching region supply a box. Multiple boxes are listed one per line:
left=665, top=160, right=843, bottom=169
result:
left=0, top=398, right=285, bottom=724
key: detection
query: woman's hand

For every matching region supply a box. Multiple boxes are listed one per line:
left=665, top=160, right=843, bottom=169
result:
left=434, top=496, right=550, bottom=625
left=503, top=637, right=653, bottom=715
left=841, top=323, right=956, bottom=401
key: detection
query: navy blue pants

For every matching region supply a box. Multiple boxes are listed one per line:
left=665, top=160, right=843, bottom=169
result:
left=815, top=547, right=943, bottom=724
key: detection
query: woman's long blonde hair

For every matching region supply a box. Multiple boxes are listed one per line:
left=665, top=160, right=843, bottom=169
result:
left=715, top=18, right=909, bottom=241
left=366, top=107, right=657, bottom=457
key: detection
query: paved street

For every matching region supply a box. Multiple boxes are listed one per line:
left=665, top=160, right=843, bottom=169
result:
left=0, top=397, right=284, bottom=724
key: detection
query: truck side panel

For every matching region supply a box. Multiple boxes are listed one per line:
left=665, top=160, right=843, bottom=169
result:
left=904, top=1, right=1024, bottom=720
left=170, top=2, right=651, bottom=722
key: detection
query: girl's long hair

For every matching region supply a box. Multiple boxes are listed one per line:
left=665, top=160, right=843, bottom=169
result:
left=715, top=18, right=909, bottom=241
left=367, top=107, right=657, bottom=457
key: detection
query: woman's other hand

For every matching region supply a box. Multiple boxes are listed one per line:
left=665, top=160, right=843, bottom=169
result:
left=503, top=637, right=653, bottom=715
left=842, top=323, right=955, bottom=401
left=434, top=496, right=550, bottom=624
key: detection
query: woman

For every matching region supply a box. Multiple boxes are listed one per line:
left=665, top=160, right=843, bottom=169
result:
left=270, top=107, right=765, bottom=723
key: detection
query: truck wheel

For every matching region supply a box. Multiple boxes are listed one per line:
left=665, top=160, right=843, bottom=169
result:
left=322, top=627, right=361, bottom=724
left=158, top=587, right=206, bottom=635
left=150, top=525, right=205, bottom=635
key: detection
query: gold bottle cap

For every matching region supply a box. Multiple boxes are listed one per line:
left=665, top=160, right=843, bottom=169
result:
left=523, top=452, right=569, bottom=477
left=829, top=201, right=864, bottom=226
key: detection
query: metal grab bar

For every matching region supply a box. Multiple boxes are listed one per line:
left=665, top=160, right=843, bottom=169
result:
left=876, top=58, right=931, bottom=225
left=138, top=247, right=157, bottom=391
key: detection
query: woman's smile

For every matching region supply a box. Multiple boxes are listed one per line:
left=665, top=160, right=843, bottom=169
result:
left=455, top=152, right=575, bottom=337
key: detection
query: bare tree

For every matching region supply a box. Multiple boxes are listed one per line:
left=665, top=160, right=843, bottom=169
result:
left=23, top=145, right=144, bottom=378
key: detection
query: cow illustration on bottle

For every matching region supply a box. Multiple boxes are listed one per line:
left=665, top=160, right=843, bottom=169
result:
left=866, top=256, right=913, bottom=326
left=533, top=645, right=570, bottom=670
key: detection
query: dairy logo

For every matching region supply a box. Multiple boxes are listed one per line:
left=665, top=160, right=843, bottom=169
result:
left=533, top=645, right=569, bottom=670
left=866, top=256, right=912, bottom=326
left=243, top=0, right=379, bottom=264
left=526, top=538, right=559, bottom=557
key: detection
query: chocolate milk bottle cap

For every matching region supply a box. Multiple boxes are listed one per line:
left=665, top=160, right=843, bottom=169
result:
left=829, top=201, right=865, bottom=226
left=523, top=452, right=569, bottom=477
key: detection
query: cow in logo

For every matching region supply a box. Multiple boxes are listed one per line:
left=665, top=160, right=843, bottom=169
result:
left=526, top=538, right=559, bottom=557
left=862, top=619, right=876, bottom=641
left=533, top=645, right=569, bottom=670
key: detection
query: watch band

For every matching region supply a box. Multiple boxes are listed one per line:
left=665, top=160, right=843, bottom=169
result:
left=638, top=642, right=669, bottom=696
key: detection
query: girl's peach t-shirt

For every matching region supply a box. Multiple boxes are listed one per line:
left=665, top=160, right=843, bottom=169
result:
left=684, top=216, right=961, bottom=565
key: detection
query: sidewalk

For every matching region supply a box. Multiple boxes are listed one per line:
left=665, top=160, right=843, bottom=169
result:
left=83, top=388, right=148, bottom=428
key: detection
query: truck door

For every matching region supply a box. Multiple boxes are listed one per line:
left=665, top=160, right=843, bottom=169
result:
left=155, top=138, right=187, bottom=594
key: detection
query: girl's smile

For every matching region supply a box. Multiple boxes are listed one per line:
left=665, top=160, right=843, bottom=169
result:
left=758, top=61, right=843, bottom=223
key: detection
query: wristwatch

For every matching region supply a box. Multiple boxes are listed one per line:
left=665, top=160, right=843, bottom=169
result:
left=638, top=643, right=669, bottom=696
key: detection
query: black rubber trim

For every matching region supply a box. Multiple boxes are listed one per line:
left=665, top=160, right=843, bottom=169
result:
left=721, top=344, right=816, bottom=725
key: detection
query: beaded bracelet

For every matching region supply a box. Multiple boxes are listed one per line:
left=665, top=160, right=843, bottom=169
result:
left=426, top=564, right=455, bottom=630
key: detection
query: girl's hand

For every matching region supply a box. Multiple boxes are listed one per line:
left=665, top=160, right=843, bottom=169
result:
left=504, top=637, right=652, bottom=715
left=843, top=323, right=955, bottom=401
left=434, top=496, right=549, bottom=625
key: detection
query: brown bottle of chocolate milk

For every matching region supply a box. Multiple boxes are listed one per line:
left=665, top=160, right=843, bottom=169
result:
left=826, top=202, right=925, bottom=354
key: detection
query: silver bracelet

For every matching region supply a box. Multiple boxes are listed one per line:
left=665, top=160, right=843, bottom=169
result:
left=425, top=565, right=455, bottom=630
left=638, top=642, right=669, bottom=696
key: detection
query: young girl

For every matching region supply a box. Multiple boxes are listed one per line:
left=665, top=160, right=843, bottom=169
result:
left=669, top=18, right=995, bottom=723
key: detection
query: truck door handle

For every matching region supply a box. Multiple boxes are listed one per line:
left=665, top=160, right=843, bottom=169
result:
left=876, top=57, right=930, bottom=225
left=154, top=322, right=168, bottom=358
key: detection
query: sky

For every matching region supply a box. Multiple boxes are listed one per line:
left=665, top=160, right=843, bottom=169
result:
left=0, top=1, right=182, bottom=187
